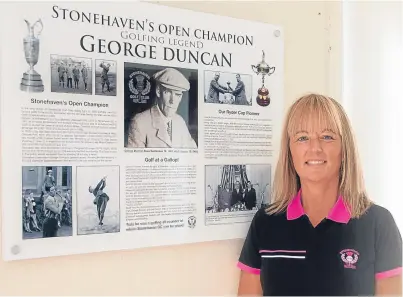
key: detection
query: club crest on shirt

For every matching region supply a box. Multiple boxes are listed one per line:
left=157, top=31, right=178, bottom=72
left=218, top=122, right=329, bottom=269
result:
left=340, top=249, right=359, bottom=269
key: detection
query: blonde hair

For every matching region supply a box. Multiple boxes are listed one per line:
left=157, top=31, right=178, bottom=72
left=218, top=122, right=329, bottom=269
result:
left=266, top=93, right=372, bottom=218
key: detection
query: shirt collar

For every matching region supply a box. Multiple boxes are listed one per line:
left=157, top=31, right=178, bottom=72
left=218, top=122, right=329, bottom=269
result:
left=286, top=189, right=351, bottom=224
left=155, top=104, right=171, bottom=125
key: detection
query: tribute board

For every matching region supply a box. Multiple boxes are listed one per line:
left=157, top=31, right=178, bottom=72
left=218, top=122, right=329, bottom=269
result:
left=0, top=1, right=284, bottom=261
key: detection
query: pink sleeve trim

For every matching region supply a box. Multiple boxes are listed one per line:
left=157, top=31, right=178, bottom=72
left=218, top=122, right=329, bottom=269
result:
left=376, top=267, right=402, bottom=280
left=237, top=261, right=260, bottom=275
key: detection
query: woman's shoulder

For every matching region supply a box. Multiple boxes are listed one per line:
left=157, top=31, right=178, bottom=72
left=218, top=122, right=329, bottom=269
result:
left=361, top=203, right=395, bottom=220
left=357, top=203, right=399, bottom=229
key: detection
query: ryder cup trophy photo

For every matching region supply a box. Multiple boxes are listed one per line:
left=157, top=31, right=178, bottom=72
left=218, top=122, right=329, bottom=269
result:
left=20, top=19, right=44, bottom=93
left=251, top=50, right=275, bottom=107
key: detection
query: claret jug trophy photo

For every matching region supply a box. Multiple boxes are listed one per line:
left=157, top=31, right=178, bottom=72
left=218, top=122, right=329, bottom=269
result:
left=20, top=18, right=44, bottom=93
left=251, top=50, right=275, bottom=107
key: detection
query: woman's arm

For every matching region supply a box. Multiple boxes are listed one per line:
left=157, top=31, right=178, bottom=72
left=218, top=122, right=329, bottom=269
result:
left=376, top=272, right=402, bottom=296
left=237, top=210, right=264, bottom=296
left=238, top=271, right=262, bottom=296
left=374, top=208, right=402, bottom=296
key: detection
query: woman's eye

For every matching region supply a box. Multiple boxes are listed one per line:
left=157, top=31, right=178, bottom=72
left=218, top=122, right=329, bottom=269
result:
left=297, top=136, right=308, bottom=141
left=322, top=135, right=334, bottom=140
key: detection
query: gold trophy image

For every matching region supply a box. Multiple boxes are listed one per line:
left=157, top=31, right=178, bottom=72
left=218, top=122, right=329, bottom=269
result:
left=251, top=50, right=275, bottom=107
left=20, top=19, right=44, bottom=93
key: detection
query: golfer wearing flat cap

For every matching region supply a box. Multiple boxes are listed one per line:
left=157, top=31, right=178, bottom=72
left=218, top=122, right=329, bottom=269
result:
left=127, top=67, right=197, bottom=148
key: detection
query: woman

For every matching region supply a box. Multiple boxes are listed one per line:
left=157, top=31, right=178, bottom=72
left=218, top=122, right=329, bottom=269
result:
left=237, top=93, right=402, bottom=296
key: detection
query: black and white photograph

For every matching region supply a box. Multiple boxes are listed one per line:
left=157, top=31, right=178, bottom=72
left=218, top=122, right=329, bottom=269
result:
left=76, top=165, right=120, bottom=236
left=124, top=62, right=198, bottom=149
left=21, top=166, right=73, bottom=239
left=50, top=54, right=92, bottom=95
left=205, top=164, right=271, bottom=213
left=95, top=59, right=117, bottom=96
left=204, top=70, right=252, bottom=106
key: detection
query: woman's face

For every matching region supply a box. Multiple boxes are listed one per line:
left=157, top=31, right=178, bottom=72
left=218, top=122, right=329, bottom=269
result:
left=289, top=117, right=342, bottom=184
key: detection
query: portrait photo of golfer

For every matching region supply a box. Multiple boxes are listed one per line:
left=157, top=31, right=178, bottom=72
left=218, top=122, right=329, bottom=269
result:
left=95, top=59, right=117, bottom=96
left=124, top=63, right=198, bottom=149
left=76, top=165, right=120, bottom=236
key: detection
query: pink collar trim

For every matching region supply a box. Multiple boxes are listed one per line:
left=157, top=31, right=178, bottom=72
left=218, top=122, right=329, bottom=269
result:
left=286, top=189, right=351, bottom=224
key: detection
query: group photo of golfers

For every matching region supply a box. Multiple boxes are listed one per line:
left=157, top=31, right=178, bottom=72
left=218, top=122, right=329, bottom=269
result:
left=205, top=164, right=271, bottom=213
left=50, top=54, right=116, bottom=97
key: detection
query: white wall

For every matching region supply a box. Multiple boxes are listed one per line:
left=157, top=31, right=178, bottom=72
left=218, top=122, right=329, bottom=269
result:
left=0, top=1, right=342, bottom=295
left=342, top=1, right=403, bottom=230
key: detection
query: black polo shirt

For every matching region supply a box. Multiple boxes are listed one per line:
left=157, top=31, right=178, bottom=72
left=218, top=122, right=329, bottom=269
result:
left=237, top=190, right=402, bottom=296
